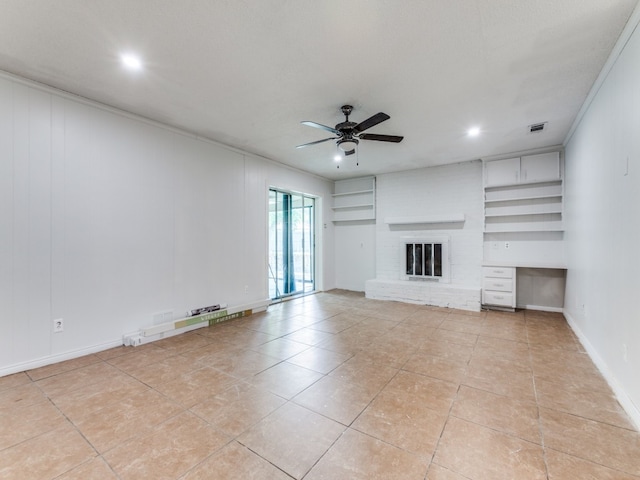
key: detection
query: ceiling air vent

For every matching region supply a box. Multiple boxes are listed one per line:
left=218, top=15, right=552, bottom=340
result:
left=528, top=122, right=547, bottom=133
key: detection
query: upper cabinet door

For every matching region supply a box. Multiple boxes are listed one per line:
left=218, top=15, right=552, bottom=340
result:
left=520, top=152, right=561, bottom=183
left=484, top=157, right=520, bottom=187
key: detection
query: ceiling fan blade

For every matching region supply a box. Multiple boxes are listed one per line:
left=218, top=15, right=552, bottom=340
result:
left=345, top=149, right=356, bottom=156
left=296, top=137, right=337, bottom=149
left=359, top=133, right=404, bottom=143
left=301, top=121, right=340, bottom=135
left=354, top=112, right=390, bottom=133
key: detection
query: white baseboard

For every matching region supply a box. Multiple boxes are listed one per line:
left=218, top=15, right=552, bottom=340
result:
left=228, top=299, right=270, bottom=314
left=0, top=339, right=122, bottom=378
left=0, top=298, right=272, bottom=378
left=563, top=309, right=640, bottom=431
left=123, top=321, right=211, bottom=347
left=124, top=298, right=271, bottom=346
left=518, top=304, right=564, bottom=313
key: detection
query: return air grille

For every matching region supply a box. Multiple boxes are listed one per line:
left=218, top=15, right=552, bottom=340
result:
left=528, top=122, right=547, bottom=133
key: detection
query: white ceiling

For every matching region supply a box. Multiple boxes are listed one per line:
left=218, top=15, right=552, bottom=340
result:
left=1, top=1, right=637, bottom=180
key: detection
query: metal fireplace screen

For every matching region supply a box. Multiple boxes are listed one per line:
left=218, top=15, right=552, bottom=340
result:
left=406, top=242, right=442, bottom=278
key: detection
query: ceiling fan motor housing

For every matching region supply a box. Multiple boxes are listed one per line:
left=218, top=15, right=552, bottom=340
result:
left=335, top=121, right=357, bottom=133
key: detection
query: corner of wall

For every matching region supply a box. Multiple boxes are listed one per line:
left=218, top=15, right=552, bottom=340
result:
left=563, top=309, right=640, bottom=431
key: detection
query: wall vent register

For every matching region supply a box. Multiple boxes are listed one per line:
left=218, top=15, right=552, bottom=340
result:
left=528, top=122, right=547, bottom=133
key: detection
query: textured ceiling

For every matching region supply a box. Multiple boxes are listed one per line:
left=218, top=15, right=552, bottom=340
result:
left=0, top=0, right=637, bottom=179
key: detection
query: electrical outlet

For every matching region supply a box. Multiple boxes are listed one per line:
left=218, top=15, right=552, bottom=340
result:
left=244, top=285, right=249, bottom=294
left=53, top=318, right=64, bottom=333
left=504, top=242, right=510, bottom=249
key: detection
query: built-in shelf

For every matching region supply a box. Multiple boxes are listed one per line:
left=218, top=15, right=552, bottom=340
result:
left=483, top=168, right=564, bottom=233
left=385, top=214, right=466, bottom=225
left=484, top=193, right=562, bottom=203
left=333, top=176, right=375, bottom=222
left=484, top=203, right=562, bottom=217
left=484, top=211, right=562, bottom=218
left=482, top=152, right=566, bottom=269
left=484, top=222, right=564, bottom=233
left=333, top=204, right=374, bottom=210
left=332, top=189, right=374, bottom=197
left=485, top=181, right=563, bottom=201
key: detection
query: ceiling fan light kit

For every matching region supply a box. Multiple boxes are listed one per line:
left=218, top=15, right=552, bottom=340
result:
left=337, top=137, right=358, bottom=154
left=297, top=105, right=403, bottom=164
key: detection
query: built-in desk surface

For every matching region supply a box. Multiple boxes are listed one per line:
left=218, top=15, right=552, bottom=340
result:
left=482, top=261, right=566, bottom=269
left=482, top=263, right=566, bottom=312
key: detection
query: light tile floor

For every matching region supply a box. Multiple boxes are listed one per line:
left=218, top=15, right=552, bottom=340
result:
left=1, top=290, right=639, bottom=479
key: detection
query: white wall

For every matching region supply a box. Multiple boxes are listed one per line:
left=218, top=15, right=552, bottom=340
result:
left=563, top=8, right=640, bottom=426
left=334, top=221, right=376, bottom=291
left=333, top=162, right=485, bottom=293
left=0, top=73, right=334, bottom=375
left=375, top=161, right=484, bottom=286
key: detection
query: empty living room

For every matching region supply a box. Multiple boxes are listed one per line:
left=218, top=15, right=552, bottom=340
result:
left=1, top=1, right=639, bottom=479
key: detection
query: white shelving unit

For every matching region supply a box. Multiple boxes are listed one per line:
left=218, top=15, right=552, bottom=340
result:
left=482, top=152, right=566, bottom=260
left=482, top=151, right=567, bottom=311
left=333, top=176, right=375, bottom=222
left=483, top=152, right=563, bottom=234
left=484, top=180, right=563, bottom=233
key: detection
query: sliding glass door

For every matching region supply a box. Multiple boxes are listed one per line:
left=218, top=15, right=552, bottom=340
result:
left=268, top=189, right=315, bottom=300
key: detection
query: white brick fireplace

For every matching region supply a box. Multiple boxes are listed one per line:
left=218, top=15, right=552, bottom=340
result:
left=364, top=161, right=484, bottom=311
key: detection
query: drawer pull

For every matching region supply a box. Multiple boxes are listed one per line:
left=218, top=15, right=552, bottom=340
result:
left=494, top=283, right=504, bottom=287
left=494, top=296, right=504, bottom=299
left=494, top=270, right=504, bottom=274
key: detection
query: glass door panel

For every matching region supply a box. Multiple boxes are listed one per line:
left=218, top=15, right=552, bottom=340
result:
left=268, top=189, right=315, bottom=300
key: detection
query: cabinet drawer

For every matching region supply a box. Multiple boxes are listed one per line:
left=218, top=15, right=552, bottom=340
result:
left=483, top=291, right=514, bottom=307
left=482, top=267, right=514, bottom=279
left=482, top=278, right=513, bottom=292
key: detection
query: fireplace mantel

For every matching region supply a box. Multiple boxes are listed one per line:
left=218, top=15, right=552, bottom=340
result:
left=384, top=214, right=465, bottom=225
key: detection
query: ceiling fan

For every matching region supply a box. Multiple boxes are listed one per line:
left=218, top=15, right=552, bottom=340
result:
left=296, top=105, right=404, bottom=156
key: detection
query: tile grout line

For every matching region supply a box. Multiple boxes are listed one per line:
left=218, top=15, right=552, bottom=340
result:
left=237, top=441, right=296, bottom=480
left=526, top=312, right=551, bottom=480
left=426, top=314, right=478, bottom=478
left=4, top=293, right=637, bottom=478
left=31, top=361, right=113, bottom=479
left=285, top=309, right=427, bottom=477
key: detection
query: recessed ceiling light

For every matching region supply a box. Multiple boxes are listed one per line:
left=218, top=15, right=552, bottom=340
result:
left=468, top=127, right=480, bottom=137
left=121, top=53, right=142, bottom=71
left=334, top=155, right=342, bottom=162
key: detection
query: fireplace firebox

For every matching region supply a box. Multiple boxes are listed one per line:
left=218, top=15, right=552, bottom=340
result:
left=403, top=236, right=450, bottom=282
